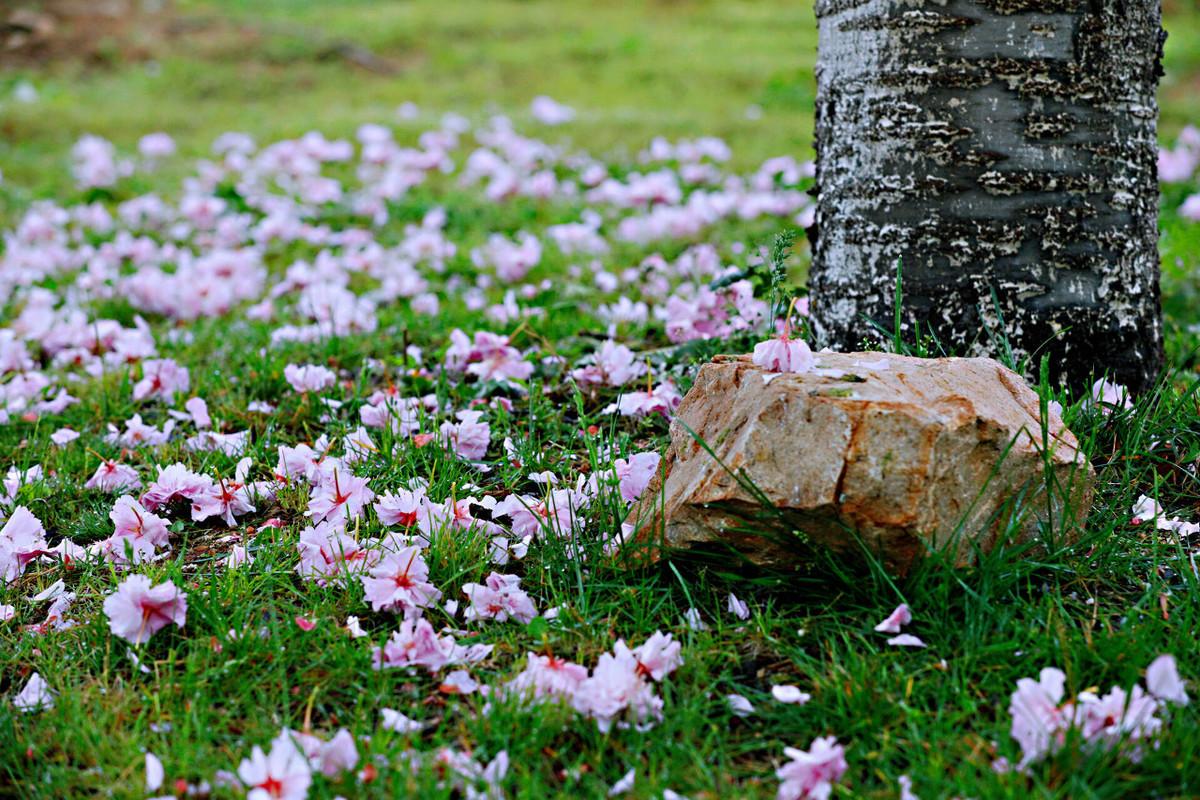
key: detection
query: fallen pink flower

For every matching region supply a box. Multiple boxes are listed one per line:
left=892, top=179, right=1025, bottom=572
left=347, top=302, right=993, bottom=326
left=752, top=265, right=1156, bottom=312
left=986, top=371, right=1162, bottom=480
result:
left=361, top=546, right=441, bottom=614
left=439, top=669, right=480, bottom=695
left=133, top=358, right=190, bottom=402
left=307, top=469, right=374, bottom=524
left=86, top=460, right=143, bottom=493
left=1146, top=654, right=1189, bottom=706
left=462, top=572, right=537, bottom=624
left=50, top=427, right=79, bottom=446
left=726, top=592, right=750, bottom=620
left=886, top=634, right=926, bottom=648
left=284, top=363, right=337, bottom=393
left=775, top=736, right=847, bottom=800
left=13, top=672, right=54, bottom=712
left=502, top=652, right=589, bottom=703
left=237, top=734, right=312, bottom=800
left=145, top=752, right=164, bottom=792
left=771, top=685, right=811, bottom=705
left=632, top=631, right=683, bottom=681
left=103, top=574, right=188, bottom=644
left=873, top=603, right=912, bottom=634
left=381, top=708, right=426, bottom=733
left=372, top=616, right=462, bottom=673
left=752, top=335, right=814, bottom=374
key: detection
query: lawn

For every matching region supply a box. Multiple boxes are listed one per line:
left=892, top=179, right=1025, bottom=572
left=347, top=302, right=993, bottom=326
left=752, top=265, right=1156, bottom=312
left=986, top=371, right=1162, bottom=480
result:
left=2, top=1, right=1200, bottom=798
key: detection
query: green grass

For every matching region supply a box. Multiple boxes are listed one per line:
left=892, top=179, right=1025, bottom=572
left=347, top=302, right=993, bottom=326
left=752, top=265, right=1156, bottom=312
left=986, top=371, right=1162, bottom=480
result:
left=2, top=1, right=1200, bottom=798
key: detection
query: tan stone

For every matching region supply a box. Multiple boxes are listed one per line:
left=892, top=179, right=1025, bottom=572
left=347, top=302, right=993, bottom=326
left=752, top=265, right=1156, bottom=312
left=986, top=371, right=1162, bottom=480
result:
left=624, top=352, right=1093, bottom=573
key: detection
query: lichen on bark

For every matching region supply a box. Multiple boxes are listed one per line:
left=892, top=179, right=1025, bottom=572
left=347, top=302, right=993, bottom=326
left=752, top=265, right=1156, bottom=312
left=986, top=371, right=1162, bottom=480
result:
left=810, top=0, right=1164, bottom=392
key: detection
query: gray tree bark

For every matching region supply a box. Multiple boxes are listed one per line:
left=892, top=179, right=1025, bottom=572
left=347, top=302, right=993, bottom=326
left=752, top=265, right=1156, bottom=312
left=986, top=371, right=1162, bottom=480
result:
left=809, top=0, right=1165, bottom=393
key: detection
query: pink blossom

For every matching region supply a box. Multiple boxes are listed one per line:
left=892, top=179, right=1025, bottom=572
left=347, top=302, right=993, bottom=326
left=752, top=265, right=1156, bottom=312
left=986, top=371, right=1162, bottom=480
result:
left=13, top=672, right=55, bottom=712
left=1146, top=654, right=1188, bottom=706
left=444, top=329, right=533, bottom=383
left=472, top=231, right=542, bottom=281
left=275, top=440, right=335, bottom=484
left=103, top=574, right=188, bottom=644
left=296, top=521, right=371, bottom=583
left=607, top=381, right=682, bottom=418
left=609, top=769, right=636, bottom=796
left=133, top=358, right=190, bottom=402
left=342, top=425, right=377, bottom=464
left=226, top=545, right=253, bottom=569
left=1, top=506, right=48, bottom=584
left=381, top=708, right=426, bottom=733
left=440, top=410, right=491, bottom=461
left=344, top=615, right=367, bottom=638
left=726, top=592, right=750, bottom=620
left=102, top=495, right=170, bottom=564
left=873, top=603, right=912, bottom=634
left=375, top=488, right=429, bottom=529
left=775, top=737, right=847, bottom=800
left=572, top=645, right=663, bottom=733
left=1159, top=145, right=1198, bottom=183
left=141, top=463, right=214, bottom=510
left=589, top=452, right=661, bottom=503
left=886, top=634, right=926, bottom=648
left=183, top=396, right=212, bottom=429
left=1009, top=667, right=1069, bottom=768
left=138, top=132, right=176, bottom=160
left=237, top=735, right=312, bottom=800
left=307, top=469, right=374, bottom=523
left=72, top=134, right=131, bottom=188
left=571, top=341, right=647, bottom=387
left=531, top=95, right=576, bottom=125
left=617, top=452, right=660, bottom=502
left=372, top=616, right=463, bottom=673
left=1075, top=685, right=1162, bottom=758
left=1, top=466, right=42, bottom=509
left=1090, top=378, right=1132, bottom=412
left=771, top=685, right=811, bottom=705
left=752, top=334, right=814, bottom=374
left=631, top=631, right=683, bottom=681
left=1007, top=660, right=1180, bottom=768
left=280, top=728, right=359, bottom=779
left=145, top=752, right=164, bottom=792
left=190, top=475, right=257, bottom=526
left=50, top=427, right=80, bottom=446
left=1130, top=494, right=1170, bottom=528
left=284, top=363, right=337, bottom=393
left=494, top=489, right=586, bottom=540
left=462, top=572, right=538, bottom=624
left=728, top=693, right=755, bottom=717
left=361, top=546, right=442, bottom=614
left=440, top=669, right=480, bottom=695
left=105, top=414, right=175, bottom=448
left=1181, top=193, right=1200, bottom=222
left=358, top=393, right=421, bottom=435
left=85, top=462, right=140, bottom=494
left=503, top=652, right=589, bottom=702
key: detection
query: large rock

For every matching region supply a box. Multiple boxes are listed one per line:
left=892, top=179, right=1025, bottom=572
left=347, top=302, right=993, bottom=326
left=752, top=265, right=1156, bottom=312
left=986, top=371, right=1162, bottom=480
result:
left=624, top=353, right=1093, bottom=573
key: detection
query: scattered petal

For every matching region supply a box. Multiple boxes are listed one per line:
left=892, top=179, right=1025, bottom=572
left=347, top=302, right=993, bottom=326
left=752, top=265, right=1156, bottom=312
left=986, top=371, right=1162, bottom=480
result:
left=771, top=685, right=811, bottom=705
left=886, top=634, right=926, bottom=648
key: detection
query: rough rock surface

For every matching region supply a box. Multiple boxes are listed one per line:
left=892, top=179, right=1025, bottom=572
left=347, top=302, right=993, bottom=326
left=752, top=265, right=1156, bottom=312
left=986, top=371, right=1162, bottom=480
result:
left=625, top=353, right=1093, bottom=573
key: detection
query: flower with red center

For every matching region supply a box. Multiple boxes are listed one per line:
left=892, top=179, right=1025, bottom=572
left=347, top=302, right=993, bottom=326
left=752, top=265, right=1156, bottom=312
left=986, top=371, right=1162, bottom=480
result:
left=361, top=546, right=441, bottom=614
left=102, top=574, right=188, bottom=645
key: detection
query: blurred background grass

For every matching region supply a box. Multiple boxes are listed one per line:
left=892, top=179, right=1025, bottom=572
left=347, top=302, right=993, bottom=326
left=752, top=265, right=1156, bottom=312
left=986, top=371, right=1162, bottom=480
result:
left=2, top=0, right=1197, bottom=198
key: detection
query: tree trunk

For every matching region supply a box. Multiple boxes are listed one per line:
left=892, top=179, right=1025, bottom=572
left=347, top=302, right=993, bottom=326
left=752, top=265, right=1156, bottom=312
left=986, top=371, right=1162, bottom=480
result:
left=809, top=0, right=1165, bottom=393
